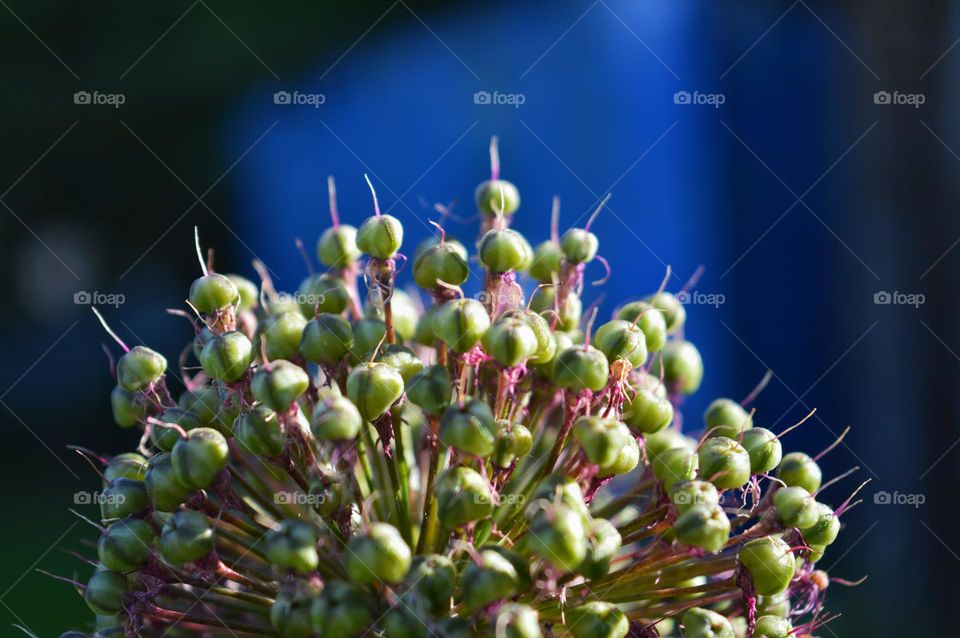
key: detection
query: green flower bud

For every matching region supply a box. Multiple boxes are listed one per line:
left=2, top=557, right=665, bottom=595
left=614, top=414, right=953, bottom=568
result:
left=529, top=287, right=581, bottom=332
left=739, top=535, right=796, bottom=596
left=622, top=373, right=673, bottom=434
left=578, top=518, right=621, bottom=579
left=171, top=427, right=229, bottom=490
left=159, top=510, right=214, bottom=565
left=670, top=480, right=720, bottom=514
left=365, top=289, right=418, bottom=341
left=235, top=405, right=284, bottom=456
left=150, top=407, right=202, bottom=452
left=741, top=428, right=782, bottom=475
left=476, top=179, right=520, bottom=216
left=356, top=214, right=403, bottom=259
left=573, top=416, right=635, bottom=472
left=704, top=398, right=753, bottom=439
left=317, top=224, right=361, bottom=267
left=479, top=228, right=533, bottom=273
left=801, top=502, right=840, bottom=546
left=199, top=331, right=254, bottom=382
left=270, top=587, right=315, bottom=638
left=414, top=242, right=470, bottom=289
left=189, top=273, right=239, bottom=313
left=752, top=615, right=792, bottom=638
left=266, top=519, right=319, bottom=574
left=407, top=554, right=456, bottom=615
left=566, top=601, right=628, bottom=638
left=311, top=581, right=372, bottom=637
left=645, top=430, right=696, bottom=459
left=345, top=522, right=411, bottom=584
left=483, top=316, right=539, bottom=367
left=301, top=313, right=353, bottom=365
left=413, top=305, right=440, bottom=346
left=110, top=385, right=145, bottom=428
left=144, top=452, right=192, bottom=512
left=529, top=240, right=562, bottom=283
left=777, top=452, right=822, bottom=493
left=524, top=503, right=587, bottom=571
left=616, top=302, right=667, bottom=352
left=297, top=273, right=351, bottom=317
left=84, top=570, right=127, bottom=615
left=493, top=420, right=533, bottom=468
left=462, top=548, right=521, bottom=612
left=436, top=466, right=493, bottom=527
left=593, top=320, right=647, bottom=367
left=105, top=453, right=147, bottom=483
left=310, top=393, right=363, bottom=441
left=258, top=310, right=307, bottom=362
left=100, top=478, right=149, bottom=520
left=374, top=344, right=425, bottom=382
left=649, top=340, right=703, bottom=395
left=553, top=345, right=610, bottom=392
left=117, top=346, right=167, bottom=392
left=346, top=361, right=404, bottom=421
left=252, top=360, right=309, bottom=412
left=406, top=365, right=452, bottom=417
left=350, top=318, right=387, bottom=361
left=225, top=273, right=259, bottom=312
left=439, top=399, right=496, bottom=457
left=674, top=504, right=730, bottom=553
left=98, top=518, right=155, bottom=572
left=774, top=487, right=819, bottom=529
left=756, top=592, right=790, bottom=617
left=493, top=603, right=541, bottom=638
left=698, top=437, right=752, bottom=489
left=681, top=607, right=734, bottom=638
left=652, top=446, right=699, bottom=491
left=642, top=291, right=686, bottom=332
left=433, top=299, right=491, bottom=353
left=560, top=227, right=599, bottom=264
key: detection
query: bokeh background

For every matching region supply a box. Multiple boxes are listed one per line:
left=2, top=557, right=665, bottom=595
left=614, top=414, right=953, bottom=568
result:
left=1, top=0, right=956, bottom=634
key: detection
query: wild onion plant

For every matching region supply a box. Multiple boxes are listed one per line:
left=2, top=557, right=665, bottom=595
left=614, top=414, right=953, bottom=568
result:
left=50, top=139, right=861, bottom=638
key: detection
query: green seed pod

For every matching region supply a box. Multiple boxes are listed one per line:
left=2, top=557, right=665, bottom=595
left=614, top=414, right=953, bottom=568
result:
left=356, top=214, right=403, bottom=259
left=645, top=430, right=696, bottom=459
left=560, top=227, right=599, bottom=264
left=649, top=340, right=703, bottom=395
left=270, top=587, right=315, bottom=638
left=374, top=344, right=425, bottom=382
left=478, top=228, right=533, bottom=273
left=698, top=437, right=752, bottom=489
left=578, top=518, right=621, bottom=579
left=704, top=398, right=753, bottom=439
left=307, top=478, right=342, bottom=517
left=98, top=518, right=155, bottom=572
left=235, top=405, right=284, bottom=456
left=189, top=273, right=240, bottom=314
left=105, top=453, right=147, bottom=483
left=509, top=309, right=553, bottom=365
left=100, top=478, right=149, bottom=520
left=493, top=420, right=533, bottom=468
left=301, top=313, right=353, bottom=365
left=144, top=453, right=192, bottom=512
left=622, top=373, right=673, bottom=434
left=529, top=287, right=582, bottom=332
left=159, top=510, right=214, bottom=565
left=483, top=316, right=539, bottom=367
left=439, top=399, right=496, bottom=457
left=414, top=241, right=470, bottom=289
left=199, top=331, right=254, bottom=382
left=756, top=592, right=790, bottom=618
left=117, top=345, right=167, bottom=392
left=296, top=273, right=351, bottom=317
left=436, top=465, right=493, bottom=527
left=565, top=601, right=628, bottom=638
left=258, top=310, right=308, bottom=362
left=171, top=427, right=229, bottom=490
left=529, top=240, right=562, bottom=282
left=266, top=519, right=319, bottom=574
left=252, top=360, right=309, bottom=412
left=741, top=428, right=782, bottom=475
left=433, top=299, right=491, bottom=353
left=616, top=302, right=667, bottom=352
left=593, top=319, right=648, bottom=367
left=192, top=326, right=214, bottom=362
left=406, top=365, right=452, bottom=417
left=407, top=554, right=456, bottom=615
left=310, top=581, right=372, bottom=637
left=681, top=607, right=734, bottom=638
left=414, top=235, right=468, bottom=262
left=317, top=224, right=361, bottom=267
left=652, top=446, right=699, bottom=492
left=801, top=502, right=840, bottom=546
left=573, top=416, right=632, bottom=470
left=345, top=522, right=411, bottom=584
left=350, top=318, right=387, bottom=360
left=492, top=603, right=541, bottom=638
left=110, top=385, right=145, bottom=428
left=476, top=179, right=520, bottom=216
left=777, top=452, right=822, bottom=493
left=752, top=615, right=792, bottom=638
left=413, top=305, right=440, bottom=346
left=739, top=535, right=796, bottom=596
left=534, top=330, right=573, bottom=380
left=774, top=486, right=819, bottom=529
left=674, top=504, right=730, bottom=553
left=225, top=273, right=259, bottom=312
left=365, top=289, right=418, bottom=341
left=150, top=407, right=202, bottom=452
left=524, top=503, right=587, bottom=571
left=531, top=476, right=590, bottom=523
left=310, top=393, right=363, bottom=441
left=346, top=361, right=404, bottom=421
left=84, top=570, right=127, bottom=615
left=642, top=291, right=686, bottom=333
left=553, top=345, right=610, bottom=392
left=462, top=548, right=521, bottom=612
left=670, top=480, right=720, bottom=514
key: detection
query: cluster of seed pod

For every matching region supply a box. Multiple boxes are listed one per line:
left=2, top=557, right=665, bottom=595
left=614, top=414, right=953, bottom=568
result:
left=53, top=139, right=859, bottom=638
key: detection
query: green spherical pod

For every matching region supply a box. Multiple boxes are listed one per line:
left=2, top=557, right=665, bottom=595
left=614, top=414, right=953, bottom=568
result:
left=622, top=373, right=673, bottom=434
left=652, top=446, right=699, bottom=492
left=345, top=522, right=411, bottom=584
left=374, top=344, right=425, bottom=382
left=189, top=273, right=240, bottom=314
left=317, top=224, right=360, bottom=267
left=674, top=504, right=730, bottom=553
left=436, top=466, right=493, bottom=527
left=144, top=452, right=192, bottom=512
left=483, top=316, right=539, bottom=367
left=171, top=427, right=230, bottom=490
left=406, top=365, right=452, bottom=417
left=681, top=607, right=734, bottom=638
left=524, top=503, right=587, bottom=572
left=414, top=242, right=470, bottom=289
left=642, top=291, right=686, bottom=333
left=301, top=313, right=353, bottom=365
left=560, top=227, right=599, bottom=264
left=406, top=554, right=456, bottom=615
left=100, top=478, right=149, bottom=520
left=110, top=385, right=145, bottom=428
left=801, top=502, right=840, bottom=546
left=577, top=518, right=621, bottom=579
left=462, top=548, right=521, bottom=612
left=439, top=399, right=497, bottom=457
left=553, top=345, right=610, bottom=392
left=644, top=430, right=696, bottom=459
left=150, top=406, right=202, bottom=452
left=698, top=437, right=752, bottom=490
left=199, top=331, right=254, bottom=382
left=270, top=587, right=315, bottom=638
left=739, top=535, right=796, bottom=596
left=616, top=301, right=667, bottom=352
left=774, top=487, right=819, bottom=529
left=350, top=318, right=387, bottom=360
left=478, top=228, right=533, bottom=273
left=492, top=603, right=541, bottom=638
left=117, top=346, right=167, bottom=392
left=670, top=480, right=720, bottom=514
left=296, top=273, right=351, bottom=317
left=752, top=615, right=792, bottom=638
left=493, top=420, right=533, bottom=468
left=475, top=179, right=520, bottom=216
left=593, top=319, right=647, bottom=367
left=311, top=581, right=372, bottom=637
left=258, top=310, right=308, bottom=362
left=356, top=214, right=404, bottom=259
left=346, top=362, right=404, bottom=422
left=529, top=287, right=581, bottom=332
left=413, top=305, right=441, bottom=346
left=311, top=393, right=363, bottom=441
left=225, top=273, right=259, bottom=312
left=104, top=453, right=147, bottom=483
left=433, top=299, right=490, bottom=353
left=529, top=240, right=562, bottom=283
left=565, top=601, right=628, bottom=638
left=159, top=510, right=214, bottom=565
left=777, top=452, right=822, bottom=493
left=266, top=519, right=319, bottom=574
left=365, top=289, right=418, bottom=341
left=572, top=416, right=631, bottom=470
left=97, top=518, right=155, bottom=572
left=235, top=404, right=285, bottom=456
left=84, top=570, right=127, bottom=615
left=252, top=360, right=309, bottom=412
left=178, top=384, right=239, bottom=437
left=649, top=340, right=703, bottom=395
left=741, top=428, right=782, bottom=475
left=704, top=398, right=753, bottom=439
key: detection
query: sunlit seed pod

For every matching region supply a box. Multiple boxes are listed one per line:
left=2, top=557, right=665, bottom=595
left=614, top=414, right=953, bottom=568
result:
left=150, top=407, right=203, bottom=452
left=529, top=287, right=582, bottom=332
left=439, top=399, right=497, bottom=457
left=104, top=453, right=147, bottom=483
left=492, top=420, right=533, bottom=468
left=641, top=291, right=686, bottom=333
left=178, top=384, right=239, bottom=437
left=413, top=305, right=441, bottom=346
left=652, top=446, right=699, bottom=492
left=670, top=479, right=720, bottom=515
left=145, top=452, right=192, bottom=513
left=649, top=339, right=703, bottom=395
left=189, top=273, right=240, bottom=314
left=171, top=427, right=230, bottom=490
left=560, top=227, right=599, bottom=264
left=258, top=310, right=308, bottom=362
left=317, top=224, right=360, bottom=267
left=593, top=319, right=647, bottom=367
left=478, top=228, right=533, bottom=273
left=372, top=344, right=425, bottom=382
left=681, top=607, right=735, bottom=638
left=406, top=554, right=457, bottom=616
left=345, top=522, right=411, bottom=584
left=461, top=548, right=522, bottom=612
left=301, top=313, right=353, bottom=365
left=622, top=373, right=673, bottom=434
left=346, top=361, right=404, bottom=422
left=97, top=518, right=155, bottom=572
left=553, top=345, right=610, bottom=392
left=159, top=509, right=214, bottom=565
left=482, top=316, right=539, bottom=367
left=756, top=592, right=791, bottom=618
left=266, top=519, right=319, bottom=575
left=356, top=213, right=404, bottom=259
left=674, top=504, right=730, bottom=553
left=644, top=429, right=697, bottom=459
left=801, top=502, right=840, bottom=546
left=739, top=535, right=796, bottom=596
left=234, top=404, right=285, bottom=456
left=741, top=427, right=782, bottom=474
left=251, top=360, right=309, bottom=412
left=774, top=486, right=819, bottom=529
left=524, top=503, right=587, bottom=572
left=310, top=393, right=363, bottom=441
left=698, top=437, right=752, bottom=490
left=752, top=615, right=792, bottom=638
left=491, top=603, right=542, bottom=638
left=577, top=518, right=621, bottom=579
left=475, top=179, right=520, bottom=216
left=199, top=331, right=254, bottom=382
left=436, top=465, right=493, bottom=528
left=365, top=289, right=418, bottom=341
left=84, top=570, right=128, bottom=615
left=565, top=601, right=628, bottom=638
left=616, top=301, right=667, bottom=352
left=116, top=346, right=167, bottom=392
left=350, top=318, right=387, bottom=361
left=529, top=240, right=562, bottom=283
left=110, top=385, right=145, bottom=428
left=704, top=397, right=753, bottom=439
left=433, top=298, right=490, bottom=353
left=406, top=365, right=452, bottom=417
left=777, top=451, right=822, bottom=493
left=296, top=273, right=351, bottom=317
left=413, top=241, right=470, bottom=289
left=572, top=416, right=631, bottom=469
left=225, top=273, right=259, bottom=312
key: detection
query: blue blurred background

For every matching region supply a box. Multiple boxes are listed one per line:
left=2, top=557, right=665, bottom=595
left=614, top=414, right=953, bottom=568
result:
left=1, top=0, right=956, bottom=634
